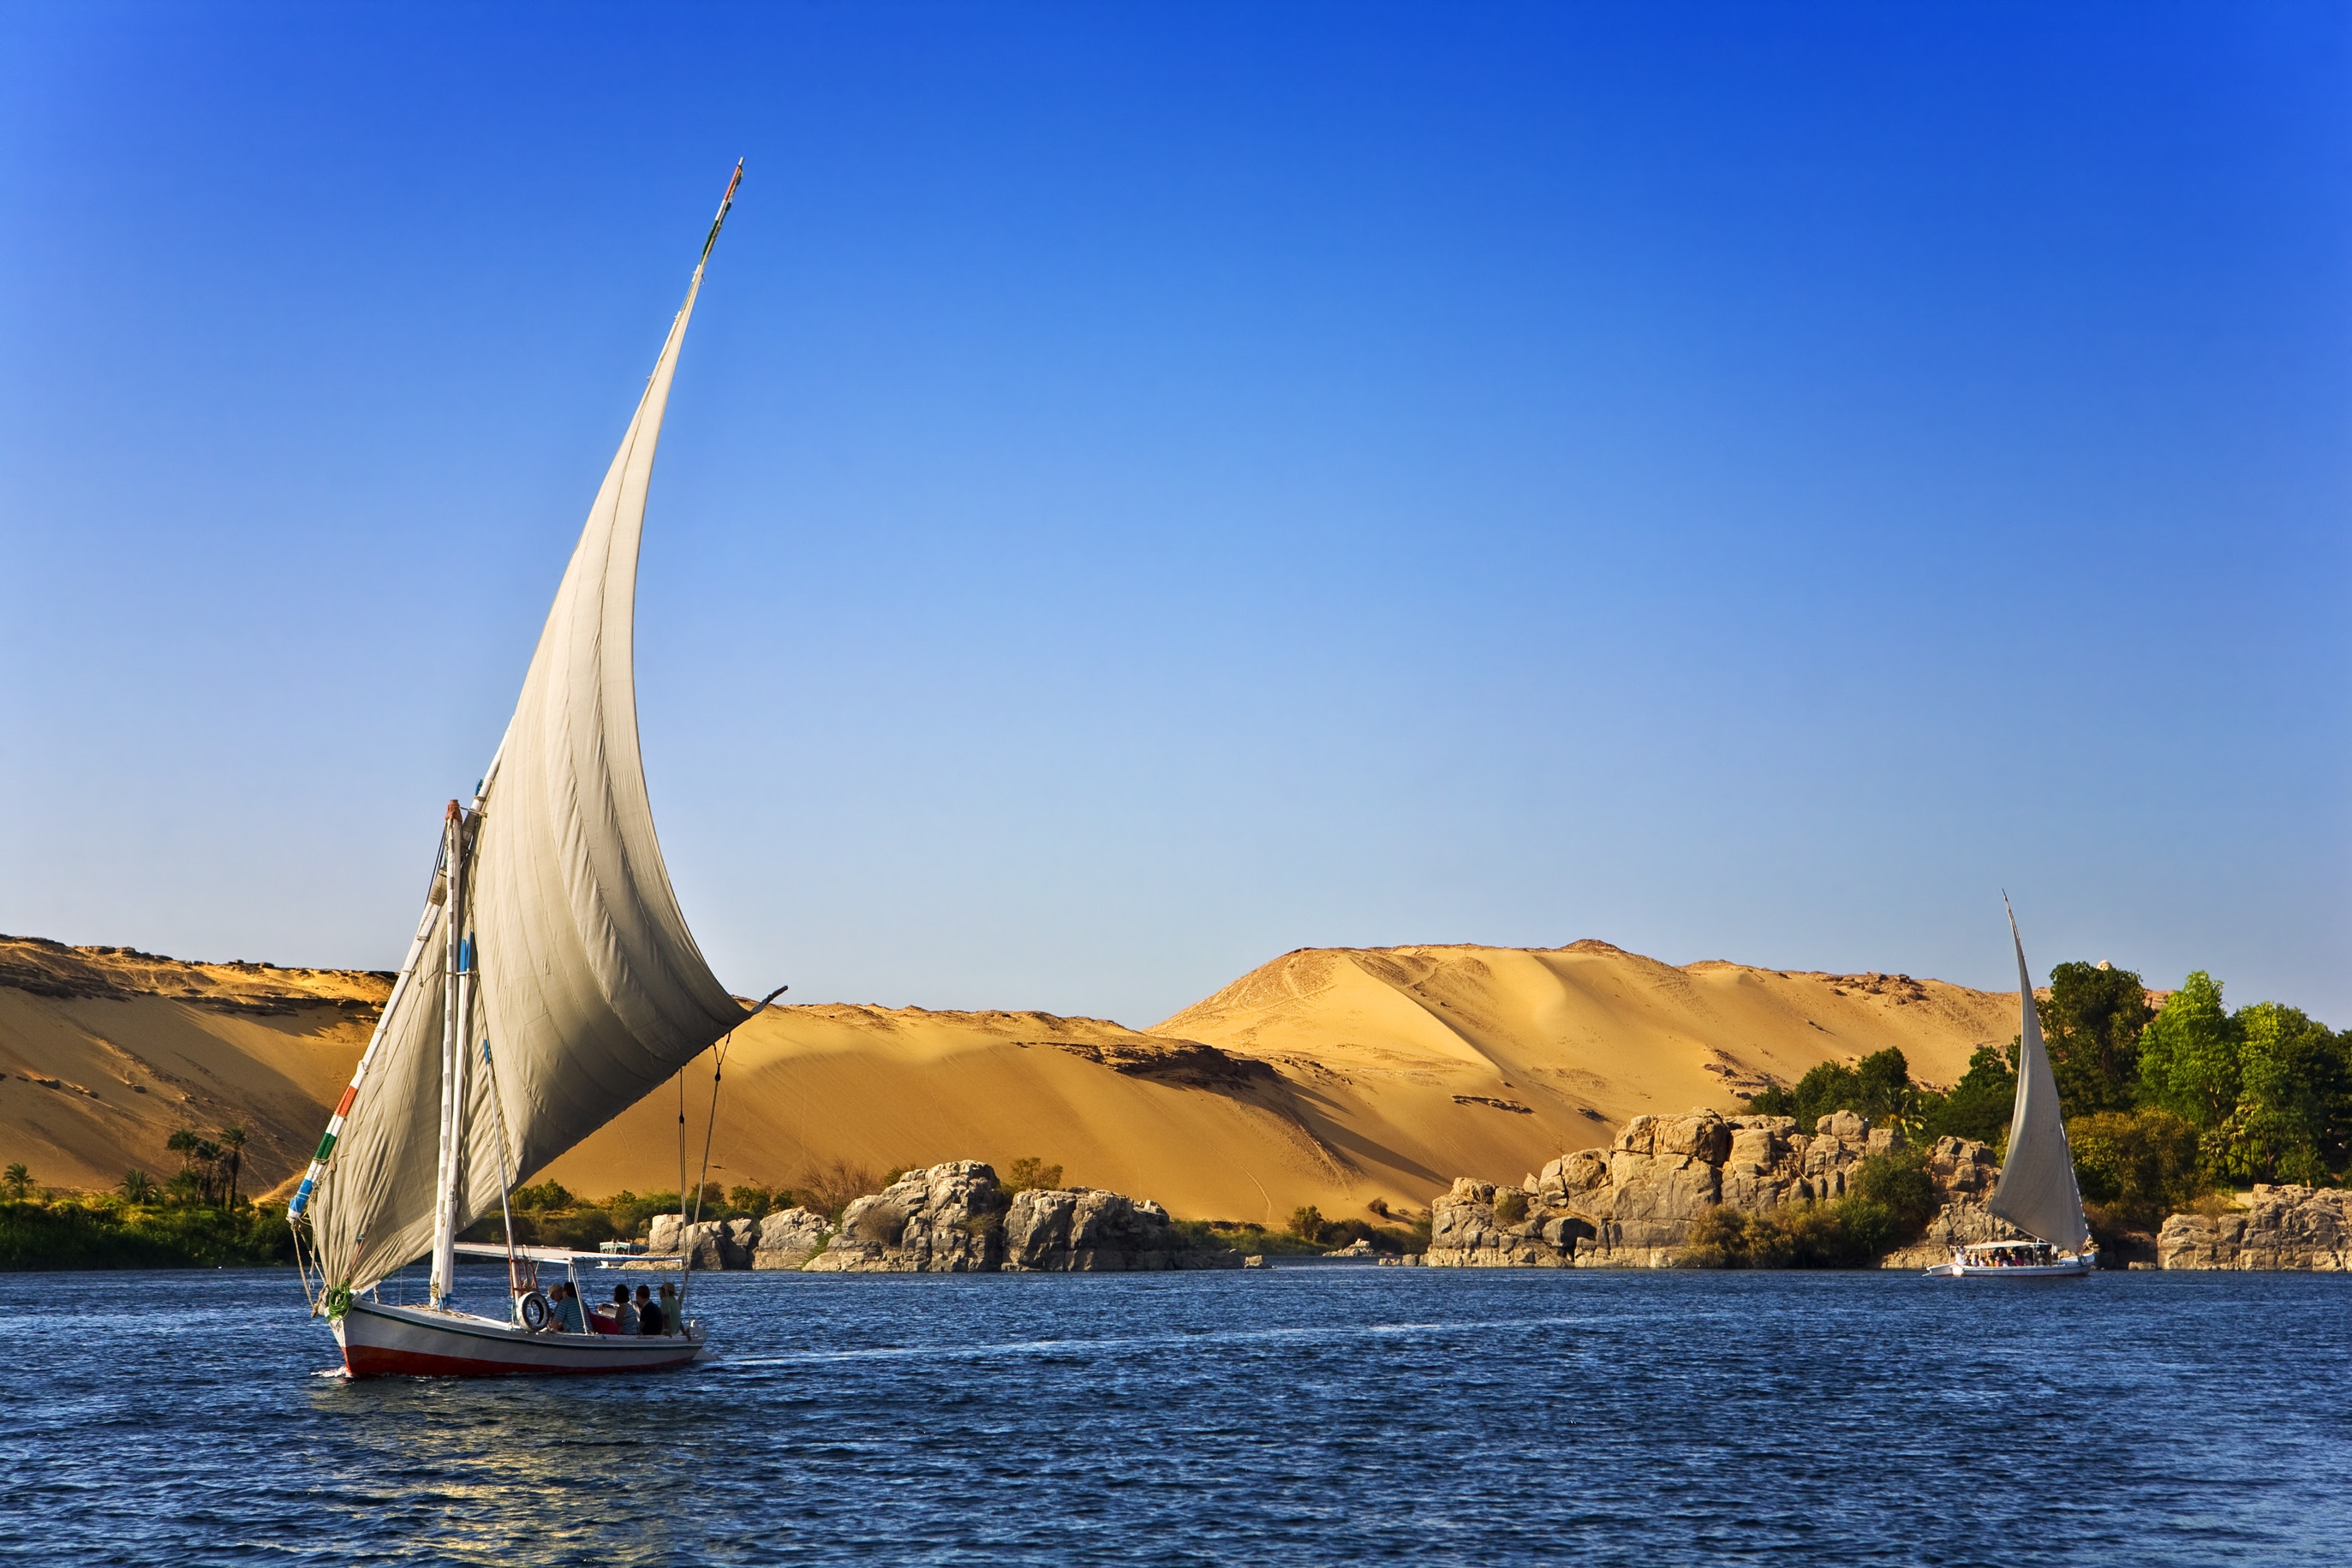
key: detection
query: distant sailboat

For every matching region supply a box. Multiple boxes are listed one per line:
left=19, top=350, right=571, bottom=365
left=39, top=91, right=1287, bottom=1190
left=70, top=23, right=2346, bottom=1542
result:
left=1926, top=903, right=2098, bottom=1279
left=289, top=165, right=761, bottom=1374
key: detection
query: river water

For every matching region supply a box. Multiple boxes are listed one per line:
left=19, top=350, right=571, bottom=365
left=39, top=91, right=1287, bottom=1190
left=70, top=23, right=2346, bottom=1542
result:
left=13, top=1265, right=2348, bottom=1565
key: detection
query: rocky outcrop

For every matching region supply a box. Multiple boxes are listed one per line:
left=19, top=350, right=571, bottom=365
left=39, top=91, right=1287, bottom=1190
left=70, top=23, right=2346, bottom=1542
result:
left=1002, top=1187, right=1244, bottom=1271
left=636, top=1163, right=1248, bottom=1273
left=752, top=1207, right=827, bottom=1269
left=1426, top=1108, right=2004, bottom=1268
left=645, top=1214, right=746, bottom=1270
left=2158, top=1186, right=2352, bottom=1271
left=804, top=1161, right=1008, bottom=1273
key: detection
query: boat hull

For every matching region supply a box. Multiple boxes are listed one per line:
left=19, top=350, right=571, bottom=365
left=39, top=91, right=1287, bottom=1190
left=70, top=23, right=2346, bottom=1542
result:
left=331, top=1297, right=704, bottom=1378
left=1923, top=1256, right=2097, bottom=1279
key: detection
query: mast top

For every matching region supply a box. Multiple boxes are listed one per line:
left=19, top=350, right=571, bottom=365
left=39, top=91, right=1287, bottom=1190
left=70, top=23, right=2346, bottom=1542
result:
left=699, top=160, right=744, bottom=270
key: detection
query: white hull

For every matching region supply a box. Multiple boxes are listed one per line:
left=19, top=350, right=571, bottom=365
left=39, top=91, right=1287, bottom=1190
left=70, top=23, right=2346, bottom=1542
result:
left=331, top=1297, right=705, bottom=1378
left=1924, top=1255, right=2097, bottom=1279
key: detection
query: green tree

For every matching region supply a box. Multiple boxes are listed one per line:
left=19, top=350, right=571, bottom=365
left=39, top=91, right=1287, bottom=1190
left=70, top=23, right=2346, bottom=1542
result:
left=726, top=1183, right=776, bottom=1216
left=2, top=1164, right=27, bottom=1201
left=2068, top=1107, right=2202, bottom=1229
left=2136, top=973, right=2240, bottom=1130
left=2221, top=1003, right=2352, bottom=1185
left=1748, top=1047, right=1916, bottom=1130
left=165, top=1128, right=200, bottom=1177
left=117, top=1169, right=158, bottom=1203
left=1004, top=1157, right=1065, bottom=1193
left=1922, top=1043, right=2018, bottom=1147
left=1289, top=1205, right=1327, bottom=1244
left=512, top=1180, right=576, bottom=1212
left=2037, top=962, right=2153, bottom=1113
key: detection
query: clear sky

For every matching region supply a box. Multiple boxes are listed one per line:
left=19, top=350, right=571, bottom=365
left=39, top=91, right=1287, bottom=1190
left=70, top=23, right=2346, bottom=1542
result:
left=3, top=3, right=2345, bottom=1028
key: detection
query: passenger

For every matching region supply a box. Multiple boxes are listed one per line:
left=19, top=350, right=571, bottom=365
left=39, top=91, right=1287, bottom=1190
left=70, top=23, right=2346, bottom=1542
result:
left=610, top=1282, right=639, bottom=1333
left=658, top=1282, right=681, bottom=1336
left=635, top=1284, right=664, bottom=1336
left=552, top=1281, right=585, bottom=1334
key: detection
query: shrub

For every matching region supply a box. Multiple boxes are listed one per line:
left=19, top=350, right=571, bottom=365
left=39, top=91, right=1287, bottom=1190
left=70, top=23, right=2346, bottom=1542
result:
left=1002, top=1157, right=1065, bottom=1194
left=797, top=1160, right=881, bottom=1225
left=1288, top=1205, right=1327, bottom=1244
left=1851, top=1148, right=1939, bottom=1236
left=1491, top=1190, right=1529, bottom=1226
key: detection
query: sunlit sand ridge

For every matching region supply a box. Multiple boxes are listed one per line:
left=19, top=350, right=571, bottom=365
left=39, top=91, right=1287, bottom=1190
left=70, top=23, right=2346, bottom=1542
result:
left=1, top=935, right=2019, bottom=1219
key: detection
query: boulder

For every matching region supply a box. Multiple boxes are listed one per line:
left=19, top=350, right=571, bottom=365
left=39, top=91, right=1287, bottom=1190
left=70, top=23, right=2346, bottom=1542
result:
left=752, top=1206, right=827, bottom=1270
left=804, top=1160, right=1008, bottom=1273
left=646, top=1213, right=731, bottom=1270
left=1002, top=1187, right=1244, bottom=1271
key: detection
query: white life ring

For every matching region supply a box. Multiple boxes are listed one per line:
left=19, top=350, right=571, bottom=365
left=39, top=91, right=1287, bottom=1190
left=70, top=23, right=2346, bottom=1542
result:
left=516, top=1290, right=552, bottom=1332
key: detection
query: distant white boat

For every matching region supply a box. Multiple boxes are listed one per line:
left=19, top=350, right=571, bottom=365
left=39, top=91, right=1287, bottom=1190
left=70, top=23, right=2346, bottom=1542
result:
left=1925, top=903, right=2097, bottom=1279
left=288, top=165, right=760, bottom=1375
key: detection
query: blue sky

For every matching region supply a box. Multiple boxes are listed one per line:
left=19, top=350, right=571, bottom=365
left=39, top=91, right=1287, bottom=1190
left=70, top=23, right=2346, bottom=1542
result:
left=3, top=3, right=2345, bottom=1027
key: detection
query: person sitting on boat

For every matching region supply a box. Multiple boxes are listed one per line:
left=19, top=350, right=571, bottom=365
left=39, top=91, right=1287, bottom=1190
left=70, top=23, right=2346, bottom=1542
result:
left=632, top=1284, right=663, bottom=1335
left=552, top=1281, right=586, bottom=1334
left=658, top=1281, right=681, bottom=1335
left=607, top=1283, right=639, bottom=1333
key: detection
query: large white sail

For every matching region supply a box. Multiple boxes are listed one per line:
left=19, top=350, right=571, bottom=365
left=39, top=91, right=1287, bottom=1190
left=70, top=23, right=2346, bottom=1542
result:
left=1985, top=909, right=2091, bottom=1254
left=306, top=178, right=749, bottom=1293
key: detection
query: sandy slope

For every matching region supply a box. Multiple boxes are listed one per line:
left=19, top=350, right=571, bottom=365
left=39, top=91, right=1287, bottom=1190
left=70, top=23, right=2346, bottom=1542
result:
left=1, top=935, right=2025, bottom=1219
left=0, top=937, right=385, bottom=1192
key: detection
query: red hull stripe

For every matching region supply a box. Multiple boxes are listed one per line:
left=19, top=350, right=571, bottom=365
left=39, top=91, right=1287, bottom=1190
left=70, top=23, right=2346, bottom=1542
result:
left=343, top=1342, right=697, bottom=1379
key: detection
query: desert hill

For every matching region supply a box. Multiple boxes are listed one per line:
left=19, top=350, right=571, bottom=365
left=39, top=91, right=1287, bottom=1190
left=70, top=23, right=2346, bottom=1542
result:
left=0, top=935, right=386, bottom=1193
left=0, top=933, right=2024, bottom=1221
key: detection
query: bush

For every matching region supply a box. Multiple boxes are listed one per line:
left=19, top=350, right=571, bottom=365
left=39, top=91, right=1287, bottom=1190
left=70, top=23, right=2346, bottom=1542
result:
left=797, top=1160, right=881, bottom=1225
left=1851, top=1148, right=1939, bottom=1235
left=1678, top=1157, right=1932, bottom=1271
left=1288, top=1205, right=1327, bottom=1244
left=2068, top=1107, right=2204, bottom=1229
left=1003, top=1157, right=1065, bottom=1193
left=1491, top=1190, right=1529, bottom=1225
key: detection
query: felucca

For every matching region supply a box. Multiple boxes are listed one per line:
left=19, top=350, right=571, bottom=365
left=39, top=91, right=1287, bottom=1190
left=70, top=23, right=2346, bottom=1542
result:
left=289, top=165, right=766, bottom=1375
left=1925, top=904, right=2098, bottom=1279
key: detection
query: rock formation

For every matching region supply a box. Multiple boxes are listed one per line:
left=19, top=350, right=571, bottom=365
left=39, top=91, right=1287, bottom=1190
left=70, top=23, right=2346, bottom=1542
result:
left=803, top=1161, right=1009, bottom=1273
left=1002, top=1186, right=1243, bottom=1271
left=645, top=1213, right=745, bottom=1271
left=752, top=1206, right=827, bottom=1269
left=2158, top=1186, right=2352, bottom=1271
left=1425, top=1107, right=2006, bottom=1268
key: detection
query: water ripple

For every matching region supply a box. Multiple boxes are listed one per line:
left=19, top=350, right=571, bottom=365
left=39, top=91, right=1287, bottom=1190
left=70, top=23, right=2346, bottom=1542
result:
left=9, top=1267, right=2349, bottom=1564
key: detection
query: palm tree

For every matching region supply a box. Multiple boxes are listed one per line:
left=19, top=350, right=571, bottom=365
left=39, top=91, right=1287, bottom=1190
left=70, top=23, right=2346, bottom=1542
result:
left=218, top=1125, right=248, bottom=1207
left=166, top=1128, right=199, bottom=1176
left=194, top=1140, right=224, bottom=1206
left=118, top=1169, right=157, bottom=1203
left=2, top=1164, right=28, bottom=1201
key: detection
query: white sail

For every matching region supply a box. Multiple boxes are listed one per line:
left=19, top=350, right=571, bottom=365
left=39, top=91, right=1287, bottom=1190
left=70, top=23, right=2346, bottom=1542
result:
left=1985, top=909, right=2091, bottom=1254
left=307, top=181, right=748, bottom=1293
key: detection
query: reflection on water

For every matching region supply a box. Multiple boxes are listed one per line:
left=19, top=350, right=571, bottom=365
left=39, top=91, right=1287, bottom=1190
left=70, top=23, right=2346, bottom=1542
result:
left=12, top=1265, right=2352, bottom=1565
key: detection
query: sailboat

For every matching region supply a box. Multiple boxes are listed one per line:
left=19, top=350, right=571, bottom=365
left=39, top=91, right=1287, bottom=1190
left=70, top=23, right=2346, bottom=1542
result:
left=287, top=165, right=762, bottom=1375
left=1925, top=903, right=2098, bottom=1278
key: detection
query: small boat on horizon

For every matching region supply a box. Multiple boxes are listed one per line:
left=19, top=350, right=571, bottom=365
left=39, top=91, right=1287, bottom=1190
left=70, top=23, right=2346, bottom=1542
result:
left=1925, top=903, right=2098, bottom=1279
left=286, top=164, right=767, bottom=1376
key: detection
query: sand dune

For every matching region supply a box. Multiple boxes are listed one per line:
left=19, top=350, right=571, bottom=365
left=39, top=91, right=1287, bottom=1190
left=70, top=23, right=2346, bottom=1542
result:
left=1, top=935, right=2022, bottom=1219
left=0, top=936, right=385, bottom=1192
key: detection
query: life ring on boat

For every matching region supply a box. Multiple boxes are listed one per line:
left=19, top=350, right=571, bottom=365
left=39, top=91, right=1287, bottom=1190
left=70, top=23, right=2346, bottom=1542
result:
left=516, top=1290, right=552, bottom=1332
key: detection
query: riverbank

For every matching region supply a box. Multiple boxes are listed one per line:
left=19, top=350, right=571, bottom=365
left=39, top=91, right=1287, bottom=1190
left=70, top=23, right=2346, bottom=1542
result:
left=0, top=1198, right=294, bottom=1270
